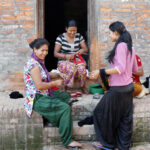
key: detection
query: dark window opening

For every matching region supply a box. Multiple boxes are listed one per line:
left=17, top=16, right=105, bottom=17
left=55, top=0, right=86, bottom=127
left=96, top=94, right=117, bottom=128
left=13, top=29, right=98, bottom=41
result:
left=44, top=0, right=88, bottom=71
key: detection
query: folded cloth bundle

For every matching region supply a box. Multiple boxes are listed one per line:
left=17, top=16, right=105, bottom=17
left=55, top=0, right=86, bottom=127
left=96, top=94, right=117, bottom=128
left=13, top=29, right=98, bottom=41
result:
left=70, top=92, right=82, bottom=98
left=9, top=91, right=24, bottom=99
left=68, top=99, right=79, bottom=107
left=78, top=116, right=93, bottom=127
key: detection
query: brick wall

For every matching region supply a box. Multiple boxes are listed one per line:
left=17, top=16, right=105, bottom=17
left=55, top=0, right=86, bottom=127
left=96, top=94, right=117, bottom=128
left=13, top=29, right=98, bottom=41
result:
left=90, top=0, right=150, bottom=81
left=0, top=0, right=150, bottom=90
left=0, top=0, right=36, bottom=91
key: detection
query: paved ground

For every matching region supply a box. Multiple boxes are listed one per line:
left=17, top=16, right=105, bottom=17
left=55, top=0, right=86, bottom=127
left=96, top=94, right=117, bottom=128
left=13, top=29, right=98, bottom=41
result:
left=0, top=91, right=150, bottom=150
left=43, top=143, right=150, bottom=150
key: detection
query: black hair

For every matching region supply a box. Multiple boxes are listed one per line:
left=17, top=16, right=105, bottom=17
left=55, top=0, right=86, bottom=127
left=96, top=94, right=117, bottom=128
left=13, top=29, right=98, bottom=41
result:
left=65, top=19, right=77, bottom=28
left=107, top=21, right=132, bottom=63
left=29, top=38, right=50, bottom=50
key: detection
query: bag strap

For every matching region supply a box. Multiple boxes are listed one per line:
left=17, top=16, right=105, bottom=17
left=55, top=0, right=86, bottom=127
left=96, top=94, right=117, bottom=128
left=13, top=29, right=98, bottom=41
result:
left=73, top=53, right=85, bottom=64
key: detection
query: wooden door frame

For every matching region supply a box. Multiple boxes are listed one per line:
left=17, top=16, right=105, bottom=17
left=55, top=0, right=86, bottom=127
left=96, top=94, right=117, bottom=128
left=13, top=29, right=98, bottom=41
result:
left=36, top=0, right=45, bottom=38
left=36, top=0, right=90, bottom=44
left=36, top=0, right=96, bottom=70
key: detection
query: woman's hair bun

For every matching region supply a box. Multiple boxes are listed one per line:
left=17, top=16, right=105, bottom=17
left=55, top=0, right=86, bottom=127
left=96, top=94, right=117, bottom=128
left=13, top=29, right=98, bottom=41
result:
left=29, top=38, right=50, bottom=50
left=29, top=39, right=37, bottom=49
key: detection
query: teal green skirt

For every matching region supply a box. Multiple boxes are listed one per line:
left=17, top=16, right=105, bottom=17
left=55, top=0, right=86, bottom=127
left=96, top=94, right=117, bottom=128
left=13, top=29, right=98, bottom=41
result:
left=33, top=90, right=73, bottom=146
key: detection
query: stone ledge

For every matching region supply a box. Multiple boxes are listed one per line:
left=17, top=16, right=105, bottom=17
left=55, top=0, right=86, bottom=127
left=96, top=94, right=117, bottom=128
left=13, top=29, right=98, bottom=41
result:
left=44, top=121, right=95, bottom=137
left=1, top=91, right=150, bottom=147
left=39, top=143, right=150, bottom=150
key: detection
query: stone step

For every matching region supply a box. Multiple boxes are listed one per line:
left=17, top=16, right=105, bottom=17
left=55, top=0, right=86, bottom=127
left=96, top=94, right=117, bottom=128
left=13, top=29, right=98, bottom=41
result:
left=42, top=142, right=98, bottom=150
left=1, top=91, right=150, bottom=149
left=70, top=94, right=101, bottom=121
left=42, top=143, right=150, bottom=150
left=43, top=121, right=95, bottom=145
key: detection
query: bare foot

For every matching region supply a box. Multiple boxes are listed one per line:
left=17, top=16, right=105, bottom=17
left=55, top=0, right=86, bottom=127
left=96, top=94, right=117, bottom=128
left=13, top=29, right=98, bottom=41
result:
left=68, top=141, right=83, bottom=148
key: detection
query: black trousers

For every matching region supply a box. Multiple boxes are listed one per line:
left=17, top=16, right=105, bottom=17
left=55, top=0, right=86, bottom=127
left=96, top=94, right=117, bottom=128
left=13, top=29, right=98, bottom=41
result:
left=93, top=83, right=134, bottom=150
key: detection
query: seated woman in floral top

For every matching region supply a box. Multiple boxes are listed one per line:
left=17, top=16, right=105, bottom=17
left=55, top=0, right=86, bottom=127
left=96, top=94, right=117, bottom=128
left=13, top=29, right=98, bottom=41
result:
left=24, top=38, right=82, bottom=148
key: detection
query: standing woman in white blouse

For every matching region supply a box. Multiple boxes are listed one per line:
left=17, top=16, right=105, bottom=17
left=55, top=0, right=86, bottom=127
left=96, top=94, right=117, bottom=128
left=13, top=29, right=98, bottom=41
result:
left=54, top=19, right=88, bottom=93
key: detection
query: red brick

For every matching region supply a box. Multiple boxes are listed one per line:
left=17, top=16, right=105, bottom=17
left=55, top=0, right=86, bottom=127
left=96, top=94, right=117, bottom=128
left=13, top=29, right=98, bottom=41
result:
left=23, top=24, right=33, bottom=29
left=137, top=14, right=148, bottom=21
left=122, top=4, right=135, bottom=9
left=20, top=6, right=33, bottom=10
left=0, top=30, right=14, bottom=34
left=14, top=2, right=26, bottom=6
left=142, top=10, right=150, bottom=13
left=16, top=48, right=29, bottom=53
left=16, top=15, right=33, bottom=20
left=25, top=20, right=34, bottom=24
left=27, top=39, right=34, bottom=44
left=3, top=16, right=16, bottom=20
left=24, top=11, right=34, bottom=16
left=100, top=8, right=112, bottom=12
left=138, top=4, right=146, bottom=9
left=115, top=8, right=131, bottom=12
left=0, top=2, right=12, bottom=6
left=137, top=22, right=145, bottom=26
left=2, top=6, right=15, bottom=10
left=102, top=16, right=113, bottom=20
left=144, top=27, right=150, bottom=31
left=127, top=22, right=135, bottom=26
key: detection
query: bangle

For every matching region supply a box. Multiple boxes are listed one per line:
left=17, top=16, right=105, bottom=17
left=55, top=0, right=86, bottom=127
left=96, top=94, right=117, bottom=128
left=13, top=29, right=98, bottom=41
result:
left=65, top=54, right=67, bottom=59
left=64, top=54, right=66, bottom=59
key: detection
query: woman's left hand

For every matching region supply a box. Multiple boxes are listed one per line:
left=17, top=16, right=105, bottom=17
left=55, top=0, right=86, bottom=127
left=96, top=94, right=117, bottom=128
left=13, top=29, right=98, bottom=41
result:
left=53, top=79, right=64, bottom=86
left=77, top=49, right=84, bottom=55
left=89, top=70, right=100, bottom=80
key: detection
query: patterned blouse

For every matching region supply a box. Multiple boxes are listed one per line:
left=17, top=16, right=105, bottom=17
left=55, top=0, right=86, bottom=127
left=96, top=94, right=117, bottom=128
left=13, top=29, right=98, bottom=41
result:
left=24, top=58, right=49, bottom=117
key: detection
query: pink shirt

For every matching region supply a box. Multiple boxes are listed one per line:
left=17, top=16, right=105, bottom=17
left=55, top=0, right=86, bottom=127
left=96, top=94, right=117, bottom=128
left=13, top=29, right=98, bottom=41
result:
left=110, top=42, right=138, bottom=86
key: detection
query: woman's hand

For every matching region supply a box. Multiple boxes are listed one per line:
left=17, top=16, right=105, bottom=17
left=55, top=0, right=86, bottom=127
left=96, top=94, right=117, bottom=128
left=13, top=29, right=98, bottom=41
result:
left=77, top=49, right=85, bottom=55
left=66, top=54, right=74, bottom=60
left=89, top=70, right=100, bottom=80
left=53, top=79, right=64, bottom=87
left=49, top=72, right=60, bottom=79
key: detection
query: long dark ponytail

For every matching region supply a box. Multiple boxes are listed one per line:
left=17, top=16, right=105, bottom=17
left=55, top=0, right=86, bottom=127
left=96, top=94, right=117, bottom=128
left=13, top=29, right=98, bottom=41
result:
left=107, top=21, right=132, bottom=63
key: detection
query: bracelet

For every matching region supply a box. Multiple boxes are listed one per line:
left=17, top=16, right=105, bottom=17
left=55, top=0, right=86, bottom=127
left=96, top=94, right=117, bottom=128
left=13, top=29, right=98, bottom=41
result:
left=64, top=54, right=66, bottom=59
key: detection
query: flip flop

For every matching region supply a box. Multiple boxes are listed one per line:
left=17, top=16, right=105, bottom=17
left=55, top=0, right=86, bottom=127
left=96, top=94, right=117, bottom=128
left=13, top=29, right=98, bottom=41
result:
left=76, top=91, right=82, bottom=97
left=93, top=93, right=100, bottom=99
left=70, top=93, right=77, bottom=98
left=66, top=146, right=78, bottom=150
left=92, top=142, right=112, bottom=150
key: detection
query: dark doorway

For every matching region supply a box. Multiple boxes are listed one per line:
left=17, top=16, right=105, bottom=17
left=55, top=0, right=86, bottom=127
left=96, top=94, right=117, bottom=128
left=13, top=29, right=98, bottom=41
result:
left=44, top=0, right=87, bottom=71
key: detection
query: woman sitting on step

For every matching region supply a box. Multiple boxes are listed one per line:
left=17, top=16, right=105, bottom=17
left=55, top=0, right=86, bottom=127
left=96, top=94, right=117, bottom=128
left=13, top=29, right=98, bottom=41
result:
left=54, top=19, right=88, bottom=94
left=24, top=38, right=82, bottom=148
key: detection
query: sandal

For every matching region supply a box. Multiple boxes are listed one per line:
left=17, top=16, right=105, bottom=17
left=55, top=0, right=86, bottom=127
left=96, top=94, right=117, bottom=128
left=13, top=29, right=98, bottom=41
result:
left=76, top=91, right=82, bottom=97
left=93, top=93, right=100, bottom=99
left=92, top=142, right=112, bottom=150
left=70, top=93, right=77, bottom=98
left=66, top=146, right=78, bottom=150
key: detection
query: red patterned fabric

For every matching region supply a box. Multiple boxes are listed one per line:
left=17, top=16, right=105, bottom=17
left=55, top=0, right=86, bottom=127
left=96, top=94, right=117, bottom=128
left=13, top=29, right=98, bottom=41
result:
left=133, top=54, right=142, bottom=82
